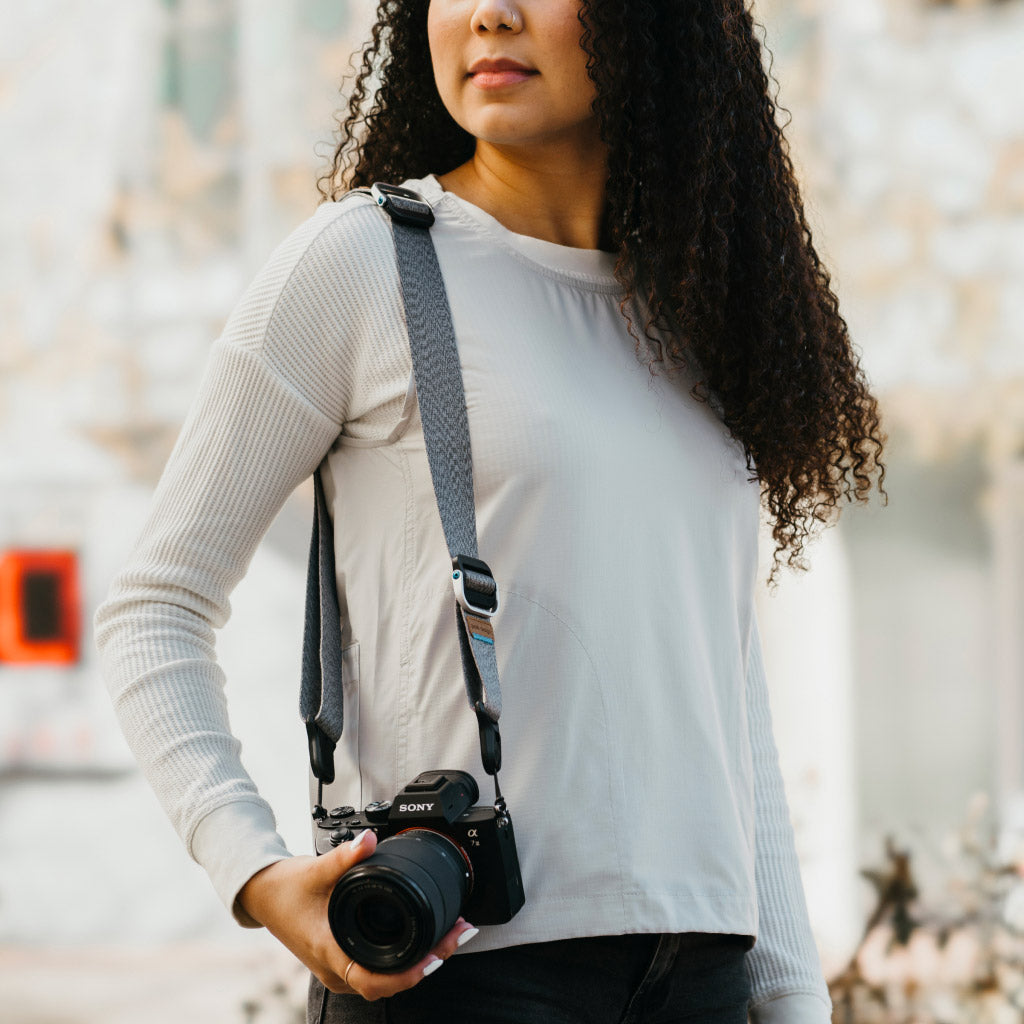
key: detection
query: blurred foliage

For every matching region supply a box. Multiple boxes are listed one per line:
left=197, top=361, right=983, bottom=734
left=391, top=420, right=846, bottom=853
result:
left=830, top=796, right=1024, bottom=1023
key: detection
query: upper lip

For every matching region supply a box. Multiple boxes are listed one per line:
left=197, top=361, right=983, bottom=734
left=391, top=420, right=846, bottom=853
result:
left=467, top=57, right=536, bottom=75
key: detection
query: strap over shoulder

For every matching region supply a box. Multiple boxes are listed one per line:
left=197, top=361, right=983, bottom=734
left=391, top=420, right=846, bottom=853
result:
left=301, top=181, right=505, bottom=786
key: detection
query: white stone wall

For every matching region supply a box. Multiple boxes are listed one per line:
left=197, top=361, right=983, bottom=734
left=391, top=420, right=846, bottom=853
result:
left=1, top=0, right=374, bottom=467
left=816, top=0, right=1024, bottom=447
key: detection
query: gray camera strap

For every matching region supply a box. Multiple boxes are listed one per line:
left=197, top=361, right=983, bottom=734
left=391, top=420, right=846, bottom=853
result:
left=301, top=183, right=504, bottom=790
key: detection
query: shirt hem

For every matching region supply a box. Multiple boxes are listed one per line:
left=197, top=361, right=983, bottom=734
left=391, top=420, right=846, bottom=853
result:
left=456, top=889, right=757, bottom=956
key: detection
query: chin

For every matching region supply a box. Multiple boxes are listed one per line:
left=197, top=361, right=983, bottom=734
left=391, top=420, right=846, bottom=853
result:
left=464, top=116, right=566, bottom=150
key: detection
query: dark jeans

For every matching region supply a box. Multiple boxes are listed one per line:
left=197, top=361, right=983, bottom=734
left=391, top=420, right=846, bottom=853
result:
left=308, top=932, right=753, bottom=1024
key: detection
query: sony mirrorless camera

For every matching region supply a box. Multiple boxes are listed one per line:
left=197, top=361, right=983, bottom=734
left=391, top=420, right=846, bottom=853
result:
left=314, top=769, right=525, bottom=972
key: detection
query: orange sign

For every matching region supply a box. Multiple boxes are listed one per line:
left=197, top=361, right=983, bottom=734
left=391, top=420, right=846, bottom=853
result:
left=0, top=550, right=80, bottom=664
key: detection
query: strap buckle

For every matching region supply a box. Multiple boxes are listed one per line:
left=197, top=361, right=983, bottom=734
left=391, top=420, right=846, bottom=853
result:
left=452, top=554, right=499, bottom=618
left=370, top=182, right=435, bottom=228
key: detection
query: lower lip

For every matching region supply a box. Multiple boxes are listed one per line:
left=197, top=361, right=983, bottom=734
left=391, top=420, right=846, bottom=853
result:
left=470, top=70, right=535, bottom=89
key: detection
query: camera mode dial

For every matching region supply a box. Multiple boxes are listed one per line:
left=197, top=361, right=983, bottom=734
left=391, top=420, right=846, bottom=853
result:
left=363, top=800, right=392, bottom=823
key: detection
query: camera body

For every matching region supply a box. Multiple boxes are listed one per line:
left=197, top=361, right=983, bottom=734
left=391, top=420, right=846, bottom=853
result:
left=314, top=769, right=524, bottom=970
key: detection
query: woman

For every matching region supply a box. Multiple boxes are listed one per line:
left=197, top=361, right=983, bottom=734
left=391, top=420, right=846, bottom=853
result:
left=97, top=1, right=885, bottom=1022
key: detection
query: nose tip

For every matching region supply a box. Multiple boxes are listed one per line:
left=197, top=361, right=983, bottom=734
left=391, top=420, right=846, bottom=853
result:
left=472, top=4, right=522, bottom=34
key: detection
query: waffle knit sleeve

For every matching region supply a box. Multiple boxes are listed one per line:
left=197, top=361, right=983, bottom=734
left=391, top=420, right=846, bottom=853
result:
left=744, top=614, right=833, bottom=1023
left=94, top=196, right=406, bottom=925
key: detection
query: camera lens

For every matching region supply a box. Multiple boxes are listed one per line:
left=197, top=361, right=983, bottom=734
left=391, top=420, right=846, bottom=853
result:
left=354, top=894, right=407, bottom=946
left=327, top=830, right=471, bottom=973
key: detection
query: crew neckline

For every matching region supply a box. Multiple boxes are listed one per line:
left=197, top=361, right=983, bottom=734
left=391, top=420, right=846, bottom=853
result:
left=412, top=174, right=621, bottom=289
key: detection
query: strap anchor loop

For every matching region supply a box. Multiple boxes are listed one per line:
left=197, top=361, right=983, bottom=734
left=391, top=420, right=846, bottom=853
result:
left=371, top=182, right=435, bottom=228
left=475, top=705, right=503, bottom=776
left=306, top=721, right=337, bottom=785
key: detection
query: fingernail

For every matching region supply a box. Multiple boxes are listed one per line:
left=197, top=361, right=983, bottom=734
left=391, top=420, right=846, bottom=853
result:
left=351, top=829, right=373, bottom=851
left=422, top=957, right=443, bottom=977
left=456, top=927, right=480, bottom=948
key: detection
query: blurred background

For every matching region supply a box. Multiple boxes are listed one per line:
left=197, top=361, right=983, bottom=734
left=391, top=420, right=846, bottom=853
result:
left=1, top=0, right=1022, bottom=1021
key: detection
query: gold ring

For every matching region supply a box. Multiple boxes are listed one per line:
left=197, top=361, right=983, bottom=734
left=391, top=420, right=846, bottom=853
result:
left=344, top=959, right=356, bottom=988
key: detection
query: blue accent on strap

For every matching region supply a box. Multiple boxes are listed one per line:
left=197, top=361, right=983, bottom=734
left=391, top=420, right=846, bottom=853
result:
left=472, top=633, right=494, bottom=645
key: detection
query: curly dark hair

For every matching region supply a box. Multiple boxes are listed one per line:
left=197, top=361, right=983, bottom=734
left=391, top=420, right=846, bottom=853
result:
left=316, top=0, right=886, bottom=580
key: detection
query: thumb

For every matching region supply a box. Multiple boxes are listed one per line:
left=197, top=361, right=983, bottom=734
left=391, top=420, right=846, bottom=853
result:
left=316, top=827, right=378, bottom=884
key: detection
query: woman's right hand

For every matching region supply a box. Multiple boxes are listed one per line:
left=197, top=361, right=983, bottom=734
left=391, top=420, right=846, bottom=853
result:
left=238, top=830, right=478, bottom=1001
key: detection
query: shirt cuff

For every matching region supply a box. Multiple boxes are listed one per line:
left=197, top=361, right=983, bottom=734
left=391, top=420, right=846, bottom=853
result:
left=749, top=992, right=833, bottom=1024
left=191, top=800, right=293, bottom=928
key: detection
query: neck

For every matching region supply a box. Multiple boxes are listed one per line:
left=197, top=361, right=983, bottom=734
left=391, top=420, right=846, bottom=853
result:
left=436, top=138, right=610, bottom=251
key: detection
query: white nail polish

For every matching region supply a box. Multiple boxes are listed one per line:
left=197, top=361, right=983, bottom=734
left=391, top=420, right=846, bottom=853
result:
left=351, top=829, right=373, bottom=851
left=422, top=957, right=443, bottom=977
left=456, top=927, right=480, bottom=947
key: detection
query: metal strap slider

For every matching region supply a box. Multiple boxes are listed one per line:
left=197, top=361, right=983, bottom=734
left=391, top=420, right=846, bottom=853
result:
left=452, top=554, right=499, bottom=618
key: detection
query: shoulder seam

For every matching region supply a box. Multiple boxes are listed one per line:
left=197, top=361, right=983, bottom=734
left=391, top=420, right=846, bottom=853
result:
left=210, top=337, right=345, bottom=430
left=262, top=192, right=389, bottom=351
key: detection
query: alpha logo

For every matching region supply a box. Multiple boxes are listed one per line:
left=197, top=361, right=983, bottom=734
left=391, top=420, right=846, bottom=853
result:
left=398, top=802, right=435, bottom=813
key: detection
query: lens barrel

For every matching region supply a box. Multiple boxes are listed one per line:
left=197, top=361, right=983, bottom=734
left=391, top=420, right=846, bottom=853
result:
left=327, top=830, right=470, bottom=972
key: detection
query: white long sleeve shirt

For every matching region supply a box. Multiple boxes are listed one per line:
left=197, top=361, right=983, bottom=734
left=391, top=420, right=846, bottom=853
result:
left=95, top=174, right=832, bottom=1023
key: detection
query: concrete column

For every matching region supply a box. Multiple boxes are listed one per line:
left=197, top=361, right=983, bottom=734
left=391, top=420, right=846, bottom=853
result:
left=756, top=524, right=860, bottom=973
left=989, top=456, right=1024, bottom=815
left=237, top=0, right=298, bottom=270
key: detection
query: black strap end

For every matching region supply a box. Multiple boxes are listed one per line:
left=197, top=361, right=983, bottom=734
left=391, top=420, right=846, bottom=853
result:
left=475, top=708, right=502, bottom=776
left=306, top=721, right=337, bottom=785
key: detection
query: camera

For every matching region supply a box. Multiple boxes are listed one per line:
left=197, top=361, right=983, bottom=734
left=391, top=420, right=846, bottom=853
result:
left=314, top=769, right=525, bottom=972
